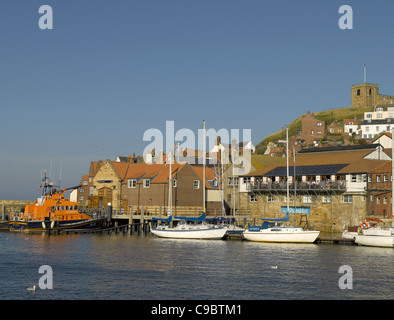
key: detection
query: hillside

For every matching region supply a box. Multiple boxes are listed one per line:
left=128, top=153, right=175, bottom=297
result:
left=255, top=106, right=373, bottom=154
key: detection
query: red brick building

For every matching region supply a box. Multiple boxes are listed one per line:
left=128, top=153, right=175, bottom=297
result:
left=366, top=161, right=393, bottom=218
left=298, top=110, right=326, bottom=146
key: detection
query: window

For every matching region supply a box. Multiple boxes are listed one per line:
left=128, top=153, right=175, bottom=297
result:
left=143, top=179, right=150, bottom=188
left=365, top=126, right=369, bottom=132
left=317, top=122, right=322, bottom=127
left=351, top=174, right=357, bottom=182
left=212, top=178, right=218, bottom=187
left=384, top=197, right=387, bottom=204
left=267, top=195, right=275, bottom=202
left=311, top=130, right=314, bottom=135
left=173, top=179, right=177, bottom=187
left=80, top=188, right=84, bottom=193
left=366, top=114, right=372, bottom=118
left=357, top=89, right=360, bottom=96
left=377, top=114, right=382, bottom=119
left=128, top=179, right=137, bottom=188
left=89, top=187, right=93, bottom=196
left=250, top=194, right=257, bottom=202
left=322, top=195, right=332, bottom=203
left=376, top=175, right=381, bottom=183
left=383, top=175, right=388, bottom=182
left=376, top=197, right=380, bottom=205
left=343, top=195, right=353, bottom=203
left=376, top=126, right=380, bottom=131
left=302, top=195, right=312, bottom=203
left=194, top=180, right=200, bottom=189
left=79, top=196, right=84, bottom=201
left=243, top=177, right=251, bottom=184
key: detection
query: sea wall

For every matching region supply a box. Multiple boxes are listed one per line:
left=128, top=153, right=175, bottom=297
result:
left=0, top=200, right=34, bottom=219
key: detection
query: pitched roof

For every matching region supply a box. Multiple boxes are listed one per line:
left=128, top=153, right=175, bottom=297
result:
left=122, top=163, right=183, bottom=183
left=344, top=119, right=358, bottom=125
left=245, top=148, right=387, bottom=177
left=371, top=161, right=392, bottom=173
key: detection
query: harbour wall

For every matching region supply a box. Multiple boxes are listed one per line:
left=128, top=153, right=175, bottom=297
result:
left=0, top=200, right=34, bottom=220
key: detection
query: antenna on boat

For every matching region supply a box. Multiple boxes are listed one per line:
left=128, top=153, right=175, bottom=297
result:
left=59, top=162, right=63, bottom=189
left=49, top=159, right=53, bottom=183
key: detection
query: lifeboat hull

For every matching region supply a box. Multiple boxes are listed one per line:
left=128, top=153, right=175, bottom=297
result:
left=9, top=217, right=107, bottom=233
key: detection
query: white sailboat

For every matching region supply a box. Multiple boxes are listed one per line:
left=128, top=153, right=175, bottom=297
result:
left=355, top=225, right=394, bottom=247
left=354, top=128, right=394, bottom=248
left=150, top=121, right=227, bottom=240
left=242, top=128, right=320, bottom=243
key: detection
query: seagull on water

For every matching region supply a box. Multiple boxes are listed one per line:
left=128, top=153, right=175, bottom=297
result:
left=271, top=266, right=278, bottom=269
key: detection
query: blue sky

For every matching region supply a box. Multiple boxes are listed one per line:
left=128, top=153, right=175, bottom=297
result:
left=1, top=0, right=394, bottom=200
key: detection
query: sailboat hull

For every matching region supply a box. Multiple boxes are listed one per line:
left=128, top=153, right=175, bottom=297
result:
left=243, top=228, right=320, bottom=243
left=355, top=235, right=394, bottom=248
left=151, top=226, right=227, bottom=240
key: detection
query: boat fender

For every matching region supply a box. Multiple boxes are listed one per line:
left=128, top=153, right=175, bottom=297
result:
left=360, top=221, right=369, bottom=229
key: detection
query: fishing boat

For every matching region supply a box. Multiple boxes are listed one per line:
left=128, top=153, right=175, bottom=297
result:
left=242, top=127, right=320, bottom=243
left=9, top=172, right=108, bottom=233
left=151, top=213, right=227, bottom=240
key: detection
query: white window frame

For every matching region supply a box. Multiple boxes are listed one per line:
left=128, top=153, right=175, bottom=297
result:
left=128, top=179, right=137, bottom=188
left=143, top=179, right=150, bottom=188
left=194, top=180, right=200, bottom=189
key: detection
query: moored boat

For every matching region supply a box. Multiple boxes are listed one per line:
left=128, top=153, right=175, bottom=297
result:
left=151, top=213, right=227, bottom=240
left=9, top=172, right=108, bottom=233
left=354, top=219, right=394, bottom=248
left=242, top=214, right=320, bottom=243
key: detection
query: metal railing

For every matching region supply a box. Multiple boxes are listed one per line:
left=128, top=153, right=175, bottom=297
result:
left=247, top=181, right=347, bottom=192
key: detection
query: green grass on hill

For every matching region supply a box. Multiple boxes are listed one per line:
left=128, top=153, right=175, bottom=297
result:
left=256, top=106, right=373, bottom=154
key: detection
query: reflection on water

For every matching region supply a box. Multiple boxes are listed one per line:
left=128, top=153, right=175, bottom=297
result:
left=0, top=232, right=393, bottom=300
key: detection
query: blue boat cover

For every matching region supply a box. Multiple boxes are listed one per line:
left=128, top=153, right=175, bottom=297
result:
left=152, top=215, right=172, bottom=222
left=174, top=212, right=206, bottom=221
left=248, top=226, right=262, bottom=231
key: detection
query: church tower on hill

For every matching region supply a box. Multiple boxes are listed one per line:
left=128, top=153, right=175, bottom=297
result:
left=351, top=83, right=394, bottom=108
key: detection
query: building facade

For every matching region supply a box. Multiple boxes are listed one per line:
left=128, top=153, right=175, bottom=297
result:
left=238, top=145, right=391, bottom=233
left=298, top=110, right=326, bottom=146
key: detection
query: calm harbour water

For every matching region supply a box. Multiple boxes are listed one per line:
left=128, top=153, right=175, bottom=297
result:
left=0, top=231, right=393, bottom=300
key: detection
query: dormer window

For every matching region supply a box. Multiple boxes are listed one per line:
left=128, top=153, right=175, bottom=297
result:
left=143, top=179, right=150, bottom=188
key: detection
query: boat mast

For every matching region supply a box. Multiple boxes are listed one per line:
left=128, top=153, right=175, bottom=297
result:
left=202, top=120, right=206, bottom=213
left=294, top=145, right=296, bottom=227
left=286, top=127, right=290, bottom=226
left=168, top=148, right=172, bottom=217
left=391, top=127, right=394, bottom=222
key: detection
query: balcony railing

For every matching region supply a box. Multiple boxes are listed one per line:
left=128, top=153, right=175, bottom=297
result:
left=247, top=181, right=347, bottom=192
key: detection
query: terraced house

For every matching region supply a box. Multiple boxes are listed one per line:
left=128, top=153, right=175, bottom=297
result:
left=80, top=160, right=222, bottom=215
left=238, top=144, right=391, bottom=233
